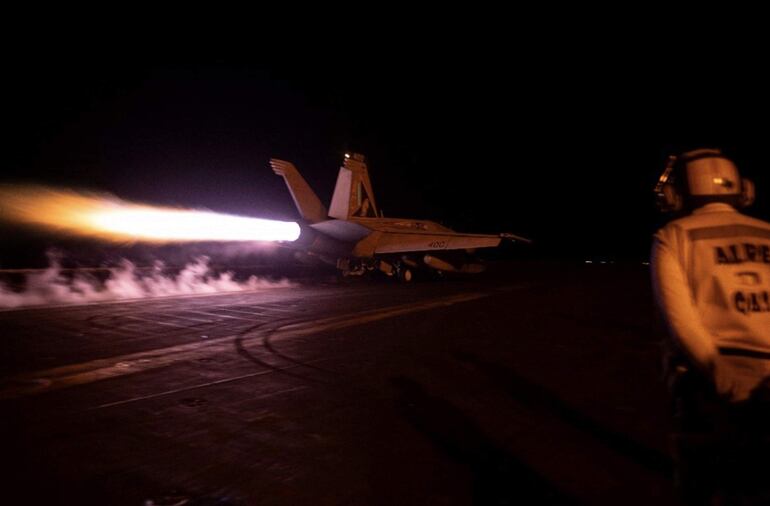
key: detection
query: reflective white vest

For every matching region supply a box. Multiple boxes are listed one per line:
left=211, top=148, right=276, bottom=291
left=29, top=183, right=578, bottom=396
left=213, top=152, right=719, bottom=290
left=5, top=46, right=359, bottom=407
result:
left=652, top=203, right=770, bottom=400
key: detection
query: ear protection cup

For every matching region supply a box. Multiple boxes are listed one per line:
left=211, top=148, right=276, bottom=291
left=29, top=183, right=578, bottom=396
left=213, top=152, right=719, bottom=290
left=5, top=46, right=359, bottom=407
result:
left=740, top=178, right=755, bottom=207
left=655, top=155, right=681, bottom=212
left=658, top=183, right=683, bottom=212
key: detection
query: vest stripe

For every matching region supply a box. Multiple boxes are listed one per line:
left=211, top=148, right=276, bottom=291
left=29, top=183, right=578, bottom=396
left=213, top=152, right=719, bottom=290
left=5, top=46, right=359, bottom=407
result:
left=718, top=347, right=770, bottom=360
left=688, top=225, right=770, bottom=241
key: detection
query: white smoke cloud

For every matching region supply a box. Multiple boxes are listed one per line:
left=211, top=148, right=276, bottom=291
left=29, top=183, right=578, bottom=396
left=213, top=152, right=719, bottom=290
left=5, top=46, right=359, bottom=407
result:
left=0, top=255, right=293, bottom=309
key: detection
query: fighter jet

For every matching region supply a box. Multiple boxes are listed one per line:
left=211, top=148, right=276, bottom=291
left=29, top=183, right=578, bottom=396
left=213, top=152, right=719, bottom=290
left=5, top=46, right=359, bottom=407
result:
left=271, top=153, right=529, bottom=281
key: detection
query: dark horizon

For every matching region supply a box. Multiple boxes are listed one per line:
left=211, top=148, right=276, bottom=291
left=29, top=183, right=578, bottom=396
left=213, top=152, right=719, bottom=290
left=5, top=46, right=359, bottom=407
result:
left=4, top=55, right=769, bottom=266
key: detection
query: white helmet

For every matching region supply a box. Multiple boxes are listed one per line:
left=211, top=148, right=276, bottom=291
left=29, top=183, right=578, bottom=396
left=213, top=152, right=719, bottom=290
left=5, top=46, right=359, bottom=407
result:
left=655, top=148, right=755, bottom=212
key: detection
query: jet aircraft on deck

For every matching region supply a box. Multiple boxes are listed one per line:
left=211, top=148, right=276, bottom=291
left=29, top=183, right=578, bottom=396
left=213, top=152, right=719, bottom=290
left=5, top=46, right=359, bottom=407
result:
left=271, top=153, right=529, bottom=281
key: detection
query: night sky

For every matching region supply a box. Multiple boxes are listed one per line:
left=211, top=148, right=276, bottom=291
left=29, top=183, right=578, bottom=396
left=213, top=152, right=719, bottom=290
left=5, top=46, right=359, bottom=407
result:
left=4, top=39, right=769, bottom=266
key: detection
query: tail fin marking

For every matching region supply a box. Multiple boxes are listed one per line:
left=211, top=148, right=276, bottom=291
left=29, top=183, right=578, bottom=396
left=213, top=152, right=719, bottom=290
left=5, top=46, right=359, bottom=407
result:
left=328, top=153, right=379, bottom=220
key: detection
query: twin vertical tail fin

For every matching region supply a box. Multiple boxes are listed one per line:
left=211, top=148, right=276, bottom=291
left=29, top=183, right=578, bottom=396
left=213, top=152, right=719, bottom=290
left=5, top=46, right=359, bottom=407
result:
left=328, top=153, right=380, bottom=220
left=270, top=159, right=328, bottom=224
left=271, top=153, right=380, bottom=223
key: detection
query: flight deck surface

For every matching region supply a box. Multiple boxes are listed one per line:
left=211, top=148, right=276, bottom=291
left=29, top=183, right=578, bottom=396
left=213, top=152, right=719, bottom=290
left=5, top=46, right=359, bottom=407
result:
left=0, top=263, right=673, bottom=505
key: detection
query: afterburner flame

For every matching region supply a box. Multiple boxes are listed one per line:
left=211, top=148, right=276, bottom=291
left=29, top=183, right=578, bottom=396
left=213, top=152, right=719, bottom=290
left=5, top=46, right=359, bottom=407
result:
left=0, top=185, right=300, bottom=242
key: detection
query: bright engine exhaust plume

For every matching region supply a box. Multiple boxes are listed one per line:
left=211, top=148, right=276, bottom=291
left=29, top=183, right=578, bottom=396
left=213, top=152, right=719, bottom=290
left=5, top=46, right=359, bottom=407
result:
left=0, top=185, right=300, bottom=243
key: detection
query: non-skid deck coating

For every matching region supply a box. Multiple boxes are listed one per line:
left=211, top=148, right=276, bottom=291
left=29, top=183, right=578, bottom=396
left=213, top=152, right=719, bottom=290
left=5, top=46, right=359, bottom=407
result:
left=0, top=263, right=674, bottom=505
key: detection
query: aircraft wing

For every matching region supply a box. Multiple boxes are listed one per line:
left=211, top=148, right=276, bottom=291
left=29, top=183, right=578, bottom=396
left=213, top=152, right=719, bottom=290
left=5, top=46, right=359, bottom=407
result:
left=369, top=231, right=505, bottom=255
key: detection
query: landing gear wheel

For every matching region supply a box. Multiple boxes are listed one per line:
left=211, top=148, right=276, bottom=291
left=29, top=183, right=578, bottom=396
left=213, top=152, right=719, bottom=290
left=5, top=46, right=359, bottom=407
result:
left=397, top=266, right=414, bottom=283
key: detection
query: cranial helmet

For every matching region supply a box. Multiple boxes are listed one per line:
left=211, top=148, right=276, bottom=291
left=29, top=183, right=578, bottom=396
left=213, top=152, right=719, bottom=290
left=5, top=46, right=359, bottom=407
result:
left=655, top=148, right=755, bottom=212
